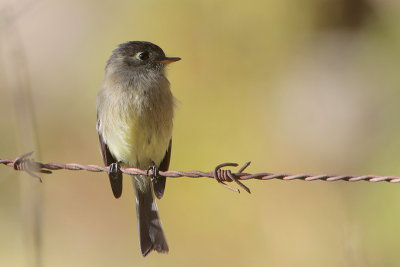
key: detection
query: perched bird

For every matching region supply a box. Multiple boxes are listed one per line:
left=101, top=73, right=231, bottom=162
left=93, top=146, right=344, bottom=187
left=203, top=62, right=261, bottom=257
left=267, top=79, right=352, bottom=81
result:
left=96, top=41, right=180, bottom=256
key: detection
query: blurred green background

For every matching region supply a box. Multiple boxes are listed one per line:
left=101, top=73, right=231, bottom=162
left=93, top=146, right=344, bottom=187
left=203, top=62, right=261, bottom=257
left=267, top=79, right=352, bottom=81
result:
left=1, top=0, right=400, bottom=266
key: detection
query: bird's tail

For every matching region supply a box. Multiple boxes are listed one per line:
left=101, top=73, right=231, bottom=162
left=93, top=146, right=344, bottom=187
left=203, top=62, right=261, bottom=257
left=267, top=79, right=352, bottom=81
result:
left=132, top=175, right=169, bottom=257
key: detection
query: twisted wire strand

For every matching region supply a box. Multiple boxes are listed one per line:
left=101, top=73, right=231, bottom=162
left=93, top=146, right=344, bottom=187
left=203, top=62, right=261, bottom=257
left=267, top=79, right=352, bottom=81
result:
left=1, top=152, right=400, bottom=194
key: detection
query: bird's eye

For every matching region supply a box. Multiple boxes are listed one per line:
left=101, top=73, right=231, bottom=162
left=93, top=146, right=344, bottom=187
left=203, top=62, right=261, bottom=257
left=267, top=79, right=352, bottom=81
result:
left=137, top=52, right=149, bottom=61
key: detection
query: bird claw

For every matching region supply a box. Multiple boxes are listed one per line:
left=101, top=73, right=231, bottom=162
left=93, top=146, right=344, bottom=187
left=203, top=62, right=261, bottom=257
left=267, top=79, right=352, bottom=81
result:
left=146, top=165, right=159, bottom=182
left=108, top=161, right=122, bottom=179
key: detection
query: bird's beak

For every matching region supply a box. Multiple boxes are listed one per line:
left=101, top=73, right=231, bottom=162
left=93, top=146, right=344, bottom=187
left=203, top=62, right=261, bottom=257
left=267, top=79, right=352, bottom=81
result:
left=156, top=57, right=181, bottom=64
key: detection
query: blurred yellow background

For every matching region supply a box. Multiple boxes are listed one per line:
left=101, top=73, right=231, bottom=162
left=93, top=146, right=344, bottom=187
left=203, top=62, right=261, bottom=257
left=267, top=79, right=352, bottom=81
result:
left=1, top=0, right=400, bottom=266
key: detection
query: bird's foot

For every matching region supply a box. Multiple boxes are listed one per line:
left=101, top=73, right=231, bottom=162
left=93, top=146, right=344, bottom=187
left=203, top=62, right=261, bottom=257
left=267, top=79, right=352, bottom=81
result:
left=146, top=165, right=159, bottom=182
left=108, top=161, right=122, bottom=179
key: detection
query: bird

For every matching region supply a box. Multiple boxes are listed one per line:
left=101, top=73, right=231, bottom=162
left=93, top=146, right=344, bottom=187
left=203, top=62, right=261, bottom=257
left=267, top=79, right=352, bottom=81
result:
left=96, top=41, right=180, bottom=256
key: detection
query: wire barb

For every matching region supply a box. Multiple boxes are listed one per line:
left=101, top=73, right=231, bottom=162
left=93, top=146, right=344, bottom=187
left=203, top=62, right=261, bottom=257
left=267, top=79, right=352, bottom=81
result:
left=12, top=151, right=46, bottom=182
left=213, top=162, right=251, bottom=194
left=2, top=153, right=400, bottom=193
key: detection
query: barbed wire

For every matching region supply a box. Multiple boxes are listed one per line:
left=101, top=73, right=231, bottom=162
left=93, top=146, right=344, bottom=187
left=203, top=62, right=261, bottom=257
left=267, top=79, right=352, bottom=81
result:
left=1, top=152, right=400, bottom=194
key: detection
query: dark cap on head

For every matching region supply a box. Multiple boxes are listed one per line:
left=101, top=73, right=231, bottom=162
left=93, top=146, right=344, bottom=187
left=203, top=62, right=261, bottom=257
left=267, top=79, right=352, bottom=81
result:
left=107, top=41, right=180, bottom=71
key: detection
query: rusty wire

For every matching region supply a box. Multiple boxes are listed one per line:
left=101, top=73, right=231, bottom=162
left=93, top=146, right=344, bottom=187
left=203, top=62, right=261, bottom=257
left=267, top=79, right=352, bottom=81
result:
left=2, top=152, right=400, bottom=194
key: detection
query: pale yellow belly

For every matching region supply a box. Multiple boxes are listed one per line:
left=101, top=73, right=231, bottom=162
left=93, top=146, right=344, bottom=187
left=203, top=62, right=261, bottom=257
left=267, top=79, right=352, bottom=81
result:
left=102, top=103, right=173, bottom=170
left=98, top=81, right=174, bottom=169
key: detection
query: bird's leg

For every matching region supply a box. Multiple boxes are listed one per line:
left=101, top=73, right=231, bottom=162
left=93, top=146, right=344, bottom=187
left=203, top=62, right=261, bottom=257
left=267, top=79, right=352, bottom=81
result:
left=108, top=161, right=122, bottom=179
left=146, top=162, right=159, bottom=182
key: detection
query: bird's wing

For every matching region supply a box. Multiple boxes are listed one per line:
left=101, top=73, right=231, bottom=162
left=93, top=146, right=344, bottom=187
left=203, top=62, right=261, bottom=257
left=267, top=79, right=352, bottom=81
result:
left=97, top=117, right=123, bottom=198
left=153, top=139, right=172, bottom=199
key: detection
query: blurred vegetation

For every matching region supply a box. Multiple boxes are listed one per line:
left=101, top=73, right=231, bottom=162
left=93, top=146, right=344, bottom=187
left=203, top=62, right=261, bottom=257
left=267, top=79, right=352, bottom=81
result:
left=1, top=0, right=400, bottom=266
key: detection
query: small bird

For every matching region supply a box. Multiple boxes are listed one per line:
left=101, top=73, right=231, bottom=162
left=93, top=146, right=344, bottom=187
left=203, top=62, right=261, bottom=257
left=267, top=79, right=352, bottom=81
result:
left=96, top=41, right=180, bottom=256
